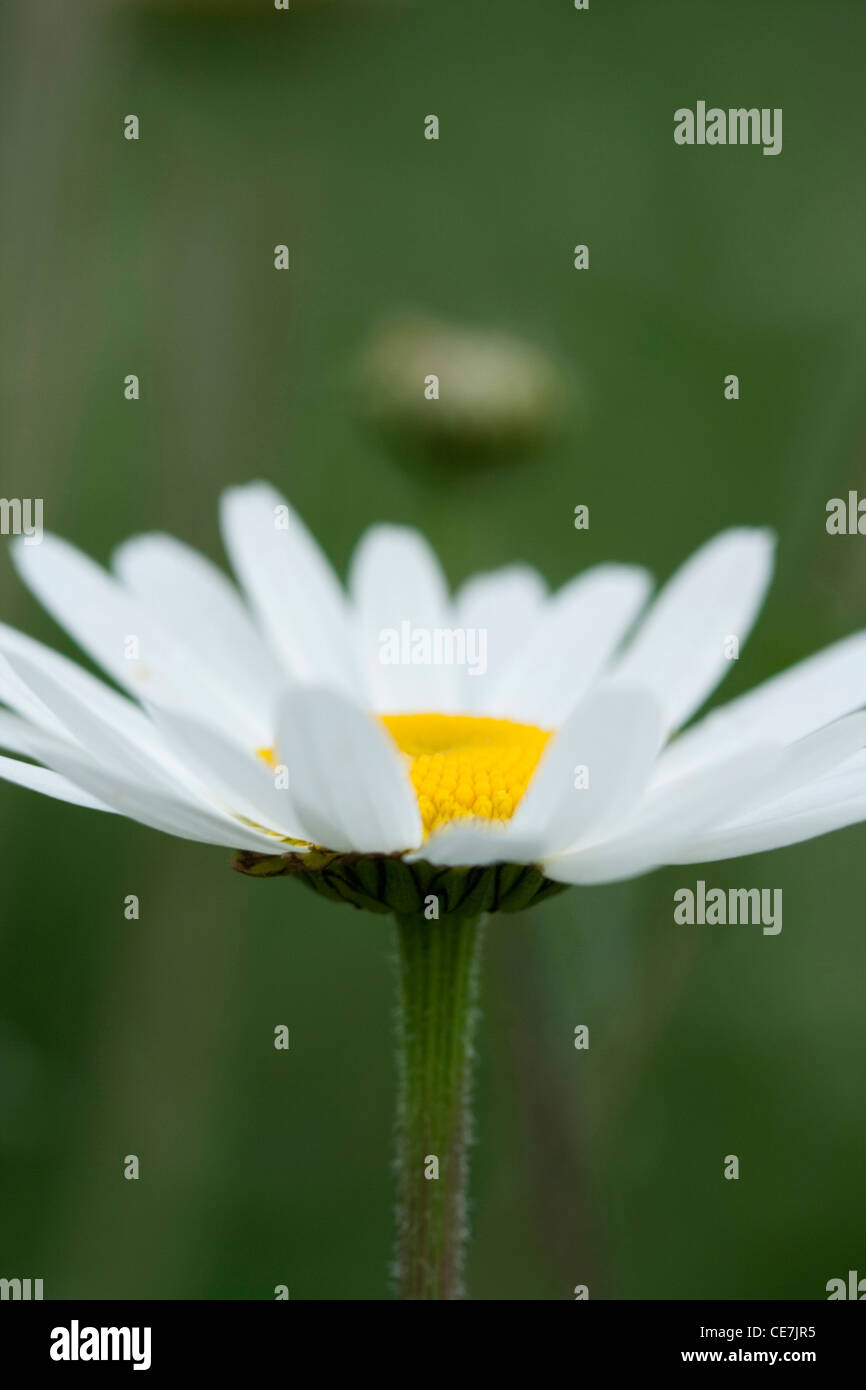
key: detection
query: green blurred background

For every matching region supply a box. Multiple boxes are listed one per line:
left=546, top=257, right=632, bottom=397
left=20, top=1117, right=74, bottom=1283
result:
left=1, top=0, right=865, bottom=1300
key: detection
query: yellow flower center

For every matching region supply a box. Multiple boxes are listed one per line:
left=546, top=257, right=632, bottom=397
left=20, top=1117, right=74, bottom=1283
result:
left=381, top=713, right=551, bottom=835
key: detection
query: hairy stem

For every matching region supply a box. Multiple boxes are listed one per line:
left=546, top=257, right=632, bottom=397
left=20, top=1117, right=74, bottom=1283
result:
left=393, top=912, right=485, bottom=1300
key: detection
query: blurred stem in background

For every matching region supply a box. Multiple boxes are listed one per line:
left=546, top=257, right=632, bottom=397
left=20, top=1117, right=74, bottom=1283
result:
left=492, top=915, right=603, bottom=1297
left=393, top=912, right=484, bottom=1300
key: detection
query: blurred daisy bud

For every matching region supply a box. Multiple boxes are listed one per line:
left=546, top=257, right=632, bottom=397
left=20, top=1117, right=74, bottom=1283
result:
left=356, top=314, right=565, bottom=469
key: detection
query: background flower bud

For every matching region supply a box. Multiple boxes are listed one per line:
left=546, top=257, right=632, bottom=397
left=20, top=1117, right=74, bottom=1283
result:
left=356, top=314, right=566, bottom=471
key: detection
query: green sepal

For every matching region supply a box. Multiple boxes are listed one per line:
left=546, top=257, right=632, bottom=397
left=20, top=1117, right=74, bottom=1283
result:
left=232, top=848, right=568, bottom=917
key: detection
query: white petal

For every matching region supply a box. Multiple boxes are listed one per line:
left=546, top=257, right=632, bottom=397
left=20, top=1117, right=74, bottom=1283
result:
left=0, top=751, right=114, bottom=811
left=18, top=728, right=281, bottom=851
left=511, top=684, right=666, bottom=855
left=0, top=708, right=76, bottom=762
left=0, top=622, right=181, bottom=764
left=489, top=564, right=652, bottom=727
left=453, top=564, right=547, bottom=713
left=148, top=706, right=306, bottom=839
left=275, top=687, right=422, bottom=853
left=113, top=532, right=284, bottom=745
left=11, top=535, right=256, bottom=743
left=1, top=653, right=288, bottom=853
left=0, top=650, right=70, bottom=736
left=220, top=481, right=356, bottom=694
left=613, top=528, right=775, bottom=732
left=671, top=713, right=866, bottom=861
left=656, top=630, right=866, bottom=784
left=671, top=794, right=866, bottom=862
left=2, top=649, right=208, bottom=800
left=546, top=744, right=784, bottom=885
left=738, top=710, right=866, bottom=811
left=405, top=687, right=666, bottom=869
left=760, top=748, right=866, bottom=815
left=547, top=709, right=866, bottom=884
left=349, top=524, right=459, bottom=713
left=409, top=820, right=516, bottom=867
left=654, top=710, right=866, bottom=841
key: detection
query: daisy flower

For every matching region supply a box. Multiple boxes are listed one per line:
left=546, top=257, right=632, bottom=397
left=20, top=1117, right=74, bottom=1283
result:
left=1, top=480, right=864, bottom=896
left=3, top=480, right=865, bottom=1301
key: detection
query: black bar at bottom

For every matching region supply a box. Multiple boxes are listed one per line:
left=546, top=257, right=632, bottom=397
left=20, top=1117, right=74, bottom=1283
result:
left=0, top=1298, right=862, bottom=1374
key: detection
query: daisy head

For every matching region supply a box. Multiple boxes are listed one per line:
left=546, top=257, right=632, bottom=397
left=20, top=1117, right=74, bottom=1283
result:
left=2, top=481, right=865, bottom=916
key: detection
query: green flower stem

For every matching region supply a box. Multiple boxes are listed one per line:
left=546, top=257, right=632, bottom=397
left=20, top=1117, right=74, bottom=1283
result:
left=393, top=911, right=485, bottom=1300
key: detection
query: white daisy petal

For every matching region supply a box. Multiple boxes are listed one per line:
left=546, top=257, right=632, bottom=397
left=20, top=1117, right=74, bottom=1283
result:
left=0, top=653, right=295, bottom=857
left=669, top=712, right=866, bottom=861
left=113, top=532, right=285, bottom=745
left=453, top=564, right=547, bottom=713
left=671, top=793, right=866, bottom=863
left=613, top=527, right=775, bottom=732
left=409, top=687, right=667, bottom=869
left=2, top=649, right=209, bottom=800
left=545, top=744, right=784, bottom=885
left=220, top=481, right=355, bottom=694
left=0, top=709, right=77, bottom=763
left=0, top=704, right=275, bottom=849
left=547, top=709, right=866, bottom=885
left=0, top=622, right=179, bottom=760
left=656, top=630, right=866, bottom=784
left=11, top=534, right=256, bottom=743
left=147, top=706, right=306, bottom=840
left=489, top=564, right=652, bottom=726
left=276, top=687, right=422, bottom=853
left=29, top=739, right=281, bottom=850
left=1, top=703, right=282, bottom=852
left=409, top=820, right=519, bottom=867
left=0, top=649, right=70, bottom=737
left=0, top=751, right=114, bottom=811
left=763, top=747, right=866, bottom=813
left=511, top=684, right=666, bottom=855
left=349, top=524, right=459, bottom=713
left=650, top=710, right=866, bottom=846
left=735, top=710, right=866, bottom=812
